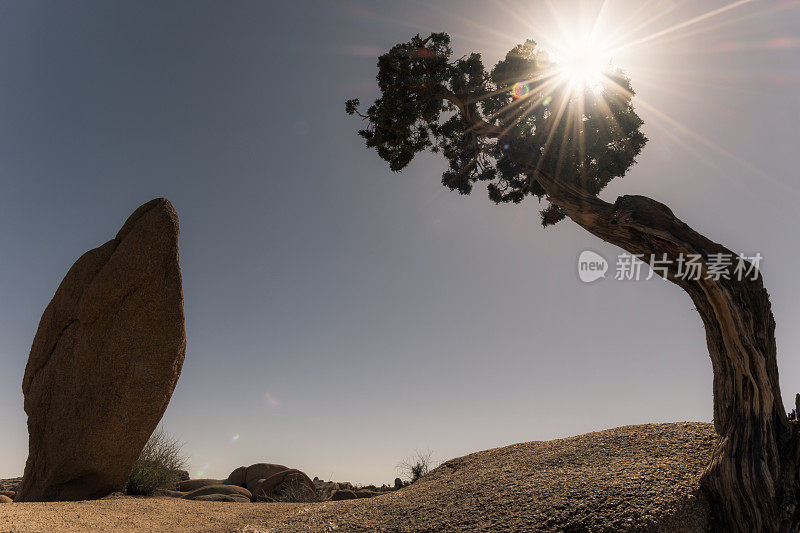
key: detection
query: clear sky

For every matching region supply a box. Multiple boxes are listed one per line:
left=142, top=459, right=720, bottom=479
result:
left=1, top=0, right=798, bottom=485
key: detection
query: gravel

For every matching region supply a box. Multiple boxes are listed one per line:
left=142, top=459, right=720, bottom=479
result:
left=249, top=422, right=717, bottom=532
left=0, top=422, right=717, bottom=532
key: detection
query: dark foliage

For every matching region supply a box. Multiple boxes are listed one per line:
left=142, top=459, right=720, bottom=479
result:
left=346, top=33, right=647, bottom=226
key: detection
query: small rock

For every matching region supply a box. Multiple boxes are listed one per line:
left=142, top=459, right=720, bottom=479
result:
left=192, top=493, right=250, bottom=503
left=176, top=479, right=225, bottom=492
left=153, top=489, right=186, bottom=498
left=0, top=478, right=22, bottom=493
left=0, top=495, right=12, bottom=504
left=183, top=484, right=252, bottom=501
left=330, top=489, right=358, bottom=501
left=313, top=479, right=339, bottom=497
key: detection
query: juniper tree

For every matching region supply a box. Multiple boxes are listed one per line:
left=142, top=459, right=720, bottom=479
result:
left=346, top=33, right=799, bottom=532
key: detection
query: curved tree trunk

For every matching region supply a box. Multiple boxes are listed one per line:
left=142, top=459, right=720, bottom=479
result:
left=433, top=85, right=800, bottom=529
left=529, top=170, right=800, bottom=531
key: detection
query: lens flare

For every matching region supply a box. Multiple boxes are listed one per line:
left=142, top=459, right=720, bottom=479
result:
left=231, top=434, right=240, bottom=442
left=265, top=392, right=281, bottom=408
left=535, top=51, right=552, bottom=69
left=542, top=95, right=553, bottom=106
left=511, top=82, right=530, bottom=99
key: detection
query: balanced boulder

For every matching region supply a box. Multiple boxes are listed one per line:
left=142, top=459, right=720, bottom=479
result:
left=16, top=198, right=186, bottom=502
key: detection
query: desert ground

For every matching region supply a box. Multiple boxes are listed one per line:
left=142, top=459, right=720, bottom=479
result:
left=1, top=423, right=716, bottom=532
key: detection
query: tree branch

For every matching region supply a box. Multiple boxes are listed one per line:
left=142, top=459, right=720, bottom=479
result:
left=433, top=86, right=505, bottom=138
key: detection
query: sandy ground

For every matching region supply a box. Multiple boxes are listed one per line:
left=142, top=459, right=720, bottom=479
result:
left=0, top=422, right=717, bottom=532
left=0, top=498, right=298, bottom=532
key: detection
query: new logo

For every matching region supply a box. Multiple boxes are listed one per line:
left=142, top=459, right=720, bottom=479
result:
left=578, top=250, right=608, bottom=283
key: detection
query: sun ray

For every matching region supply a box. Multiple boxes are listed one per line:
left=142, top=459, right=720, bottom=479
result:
left=631, top=97, right=800, bottom=201
left=535, top=86, right=573, bottom=177
left=587, top=0, right=613, bottom=44
left=611, top=0, right=755, bottom=53
left=602, top=0, right=693, bottom=51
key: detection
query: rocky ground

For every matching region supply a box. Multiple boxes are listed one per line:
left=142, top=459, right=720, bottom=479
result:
left=0, top=422, right=717, bottom=532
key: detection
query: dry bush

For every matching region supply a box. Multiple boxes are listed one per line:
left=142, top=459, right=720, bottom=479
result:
left=126, top=426, right=187, bottom=495
left=397, top=450, right=434, bottom=483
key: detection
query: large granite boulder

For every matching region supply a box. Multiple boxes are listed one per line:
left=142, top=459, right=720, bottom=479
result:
left=182, top=484, right=252, bottom=501
left=225, top=466, right=247, bottom=487
left=216, top=463, right=317, bottom=502
left=16, top=198, right=186, bottom=502
left=241, top=463, right=291, bottom=493
left=251, top=469, right=315, bottom=501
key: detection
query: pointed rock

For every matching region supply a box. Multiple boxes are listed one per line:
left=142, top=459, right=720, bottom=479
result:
left=17, top=198, right=186, bottom=501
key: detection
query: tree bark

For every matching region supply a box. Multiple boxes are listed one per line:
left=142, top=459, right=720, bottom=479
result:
left=529, top=169, right=800, bottom=531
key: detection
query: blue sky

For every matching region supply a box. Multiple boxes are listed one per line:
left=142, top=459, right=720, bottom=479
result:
left=1, top=0, right=799, bottom=484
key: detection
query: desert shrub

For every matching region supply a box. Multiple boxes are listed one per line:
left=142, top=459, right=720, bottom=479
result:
left=126, top=426, right=187, bottom=495
left=397, top=450, right=434, bottom=483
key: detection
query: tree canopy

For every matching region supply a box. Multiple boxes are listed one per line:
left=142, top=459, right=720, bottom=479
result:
left=346, top=33, right=647, bottom=226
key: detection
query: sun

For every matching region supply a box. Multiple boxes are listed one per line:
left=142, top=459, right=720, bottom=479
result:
left=554, top=38, right=612, bottom=94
